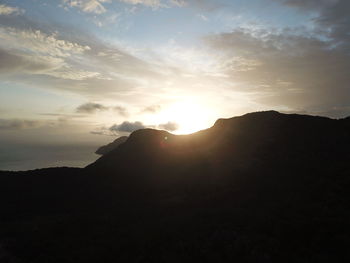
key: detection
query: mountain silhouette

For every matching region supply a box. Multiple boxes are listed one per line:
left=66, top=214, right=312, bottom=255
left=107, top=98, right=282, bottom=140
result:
left=0, top=111, right=349, bottom=263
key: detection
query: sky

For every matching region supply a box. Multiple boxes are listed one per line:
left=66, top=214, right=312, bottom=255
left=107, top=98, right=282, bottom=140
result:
left=0, top=0, right=350, bottom=170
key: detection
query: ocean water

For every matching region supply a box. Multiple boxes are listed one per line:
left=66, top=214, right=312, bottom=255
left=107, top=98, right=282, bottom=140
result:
left=0, top=143, right=101, bottom=171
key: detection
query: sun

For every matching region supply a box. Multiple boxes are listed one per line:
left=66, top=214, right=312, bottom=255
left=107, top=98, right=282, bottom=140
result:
left=154, top=99, right=214, bottom=134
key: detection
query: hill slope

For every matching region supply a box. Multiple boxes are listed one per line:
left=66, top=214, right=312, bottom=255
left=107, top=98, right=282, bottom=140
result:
left=0, top=111, right=349, bottom=263
left=95, top=136, right=128, bottom=155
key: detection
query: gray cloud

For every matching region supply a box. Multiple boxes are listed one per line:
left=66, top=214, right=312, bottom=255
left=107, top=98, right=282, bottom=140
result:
left=205, top=26, right=350, bottom=116
left=277, top=0, right=337, bottom=10
left=276, top=0, right=350, bottom=49
left=109, top=121, right=146, bottom=133
left=108, top=120, right=179, bottom=134
left=76, top=103, right=129, bottom=116
left=158, top=121, right=178, bottom=131
left=76, top=102, right=109, bottom=113
left=0, top=119, right=43, bottom=130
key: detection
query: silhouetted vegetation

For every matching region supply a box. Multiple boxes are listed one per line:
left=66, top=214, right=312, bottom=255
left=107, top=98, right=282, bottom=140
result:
left=0, top=111, right=349, bottom=262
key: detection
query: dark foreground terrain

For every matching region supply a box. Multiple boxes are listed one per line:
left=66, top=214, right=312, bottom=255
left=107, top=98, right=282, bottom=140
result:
left=0, top=111, right=349, bottom=262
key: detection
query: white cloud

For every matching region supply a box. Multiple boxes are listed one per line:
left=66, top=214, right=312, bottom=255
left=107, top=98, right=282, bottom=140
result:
left=0, top=27, right=101, bottom=80
left=0, top=27, right=90, bottom=58
left=47, top=68, right=102, bottom=80
left=119, top=0, right=162, bottom=7
left=61, top=0, right=185, bottom=13
left=62, top=0, right=109, bottom=14
left=0, top=4, right=24, bottom=16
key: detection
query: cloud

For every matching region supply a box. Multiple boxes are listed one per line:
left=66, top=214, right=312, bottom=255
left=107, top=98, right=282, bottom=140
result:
left=76, top=103, right=129, bottom=115
left=62, top=0, right=108, bottom=14
left=62, top=0, right=164, bottom=13
left=158, top=121, right=178, bottom=131
left=47, top=68, right=102, bottom=80
left=276, top=0, right=338, bottom=10
left=95, top=119, right=178, bottom=136
left=119, top=0, right=162, bottom=7
left=113, top=106, right=129, bottom=117
left=0, top=27, right=101, bottom=80
left=0, top=48, right=100, bottom=81
left=204, top=27, right=350, bottom=116
left=0, top=4, right=24, bottom=16
left=0, top=27, right=90, bottom=58
left=109, top=121, right=146, bottom=133
left=0, top=9, right=178, bottom=102
left=0, top=48, right=64, bottom=74
left=109, top=120, right=179, bottom=133
left=76, top=102, right=109, bottom=113
left=142, top=105, right=161, bottom=113
left=0, top=119, right=44, bottom=130
left=276, top=0, right=350, bottom=47
left=61, top=0, right=220, bottom=13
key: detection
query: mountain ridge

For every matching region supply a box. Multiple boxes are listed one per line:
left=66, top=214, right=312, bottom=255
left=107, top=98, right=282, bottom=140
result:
left=0, top=110, right=349, bottom=263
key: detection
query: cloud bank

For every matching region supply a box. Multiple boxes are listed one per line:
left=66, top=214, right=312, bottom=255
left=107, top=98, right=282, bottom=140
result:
left=203, top=0, right=350, bottom=116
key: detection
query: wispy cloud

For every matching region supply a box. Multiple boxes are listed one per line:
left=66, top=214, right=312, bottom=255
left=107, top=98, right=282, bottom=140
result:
left=62, top=0, right=166, bottom=14
left=113, top=106, right=129, bottom=117
left=62, top=0, right=109, bottom=14
left=142, top=105, right=161, bottom=113
left=197, top=14, right=208, bottom=21
left=61, top=0, right=219, bottom=14
left=119, top=0, right=162, bottom=8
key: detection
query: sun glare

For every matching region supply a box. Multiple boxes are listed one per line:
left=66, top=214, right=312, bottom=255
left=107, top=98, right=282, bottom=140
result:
left=154, top=99, right=214, bottom=134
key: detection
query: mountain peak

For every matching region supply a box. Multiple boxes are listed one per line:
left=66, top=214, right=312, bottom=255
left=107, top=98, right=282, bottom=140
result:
left=213, top=110, right=282, bottom=127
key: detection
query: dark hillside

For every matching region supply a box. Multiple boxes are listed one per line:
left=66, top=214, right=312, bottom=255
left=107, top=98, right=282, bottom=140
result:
left=0, top=111, right=349, bottom=262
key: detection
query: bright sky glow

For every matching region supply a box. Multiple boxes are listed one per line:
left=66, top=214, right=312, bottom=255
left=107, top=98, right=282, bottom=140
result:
left=1, top=0, right=350, bottom=169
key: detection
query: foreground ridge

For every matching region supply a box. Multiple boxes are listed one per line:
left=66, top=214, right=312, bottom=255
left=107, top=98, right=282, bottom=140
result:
left=0, top=111, right=349, bottom=263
